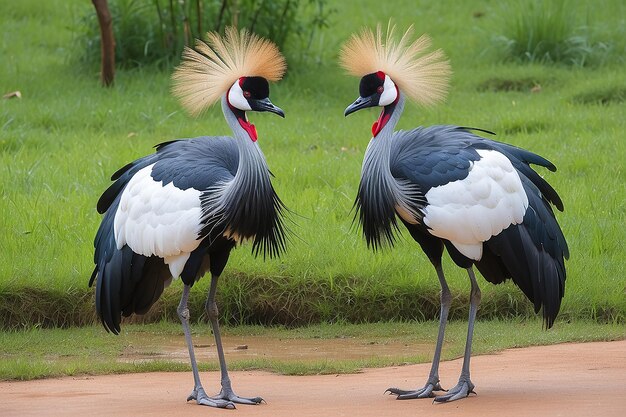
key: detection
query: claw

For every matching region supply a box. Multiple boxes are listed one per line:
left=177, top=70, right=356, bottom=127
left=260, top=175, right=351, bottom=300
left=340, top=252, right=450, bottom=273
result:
left=386, top=381, right=444, bottom=400
left=198, top=397, right=236, bottom=409
left=433, top=380, right=475, bottom=403
left=227, top=396, right=263, bottom=405
left=214, top=388, right=264, bottom=405
left=187, top=387, right=236, bottom=409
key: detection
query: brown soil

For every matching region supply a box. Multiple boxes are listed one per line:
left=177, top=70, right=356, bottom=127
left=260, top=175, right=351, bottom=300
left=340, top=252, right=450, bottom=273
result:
left=2, top=340, right=625, bottom=417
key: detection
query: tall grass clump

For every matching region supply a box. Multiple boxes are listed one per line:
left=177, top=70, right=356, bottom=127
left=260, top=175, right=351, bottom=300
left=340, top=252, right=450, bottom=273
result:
left=73, top=0, right=334, bottom=69
left=494, top=0, right=613, bottom=66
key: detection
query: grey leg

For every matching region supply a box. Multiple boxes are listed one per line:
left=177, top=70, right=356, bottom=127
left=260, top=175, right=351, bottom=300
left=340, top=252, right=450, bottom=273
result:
left=387, top=264, right=450, bottom=399
left=434, top=267, right=481, bottom=403
left=206, top=275, right=263, bottom=405
left=178, top=285, right=234, bottom=409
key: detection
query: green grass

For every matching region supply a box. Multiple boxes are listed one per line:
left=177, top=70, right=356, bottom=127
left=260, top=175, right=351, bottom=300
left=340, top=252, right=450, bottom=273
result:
left=0, top=320, right=623, bottom=380
left=1, top=0, right=625, bottom=329
left=492, top=0, right=624, bottom=66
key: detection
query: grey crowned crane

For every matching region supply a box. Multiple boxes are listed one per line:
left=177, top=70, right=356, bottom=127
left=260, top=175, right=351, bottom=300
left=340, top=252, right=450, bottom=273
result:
left=341, top=25, right=568, bottom=402
left=89, top=28, right=287, bottom=409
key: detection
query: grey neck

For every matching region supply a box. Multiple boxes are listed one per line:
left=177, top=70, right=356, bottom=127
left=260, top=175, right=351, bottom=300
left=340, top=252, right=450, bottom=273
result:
left=361, top=93, right=406, bottom=176
left=222, top=95, right=256, bottom=142
left=211, top=95, right=286, bottom=258
left=198, top=96, right=274, bottom=231
left=376, top=93, right=406, bottom=141
left=220, top=95, right=270, bottom=183
left=356, top=92, right=420, bottom=248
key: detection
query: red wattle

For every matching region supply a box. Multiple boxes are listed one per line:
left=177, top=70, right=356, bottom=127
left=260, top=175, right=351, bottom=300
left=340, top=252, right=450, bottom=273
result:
left=371, top=121, right=379, bottom=136
left=372, top=108, right=390, bottom=137
left=238, top=119, right=258, bottom=142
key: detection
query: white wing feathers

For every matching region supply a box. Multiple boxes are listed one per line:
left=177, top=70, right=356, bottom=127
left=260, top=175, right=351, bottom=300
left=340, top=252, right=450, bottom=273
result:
left=114, top=164, right=203, bottom=278
left=423, top=149, right=528, bottom=260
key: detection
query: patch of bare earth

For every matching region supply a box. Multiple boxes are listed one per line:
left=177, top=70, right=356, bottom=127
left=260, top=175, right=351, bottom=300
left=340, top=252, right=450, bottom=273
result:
left=1, top=340, right=625, bottom=417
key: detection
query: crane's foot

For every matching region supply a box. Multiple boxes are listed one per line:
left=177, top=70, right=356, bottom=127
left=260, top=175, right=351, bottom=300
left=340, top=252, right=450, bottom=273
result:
left=187, top=386, right=235, bottom=409
left=213, top=386, right=264, bottom=405
left=386, top=379, right=444, bottom=399
left=433, top=378, right=476, bottom=403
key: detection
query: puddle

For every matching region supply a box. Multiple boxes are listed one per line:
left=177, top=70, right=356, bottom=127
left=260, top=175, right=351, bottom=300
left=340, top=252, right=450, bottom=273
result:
left=117, top=335, right=432, bottom=364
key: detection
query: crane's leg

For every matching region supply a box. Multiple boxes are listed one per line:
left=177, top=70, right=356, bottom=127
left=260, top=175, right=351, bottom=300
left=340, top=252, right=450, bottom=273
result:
left=434, top=267, right=481, bottom=403
left=205, top=274, right=263, bottom=405
left=387, top=264, right=450, bottom=399
left=178, top=284, right=234, bottom=409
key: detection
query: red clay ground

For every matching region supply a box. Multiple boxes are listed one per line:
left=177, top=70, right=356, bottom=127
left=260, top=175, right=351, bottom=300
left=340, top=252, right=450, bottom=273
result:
left=2, top=340, right=625, bottom=417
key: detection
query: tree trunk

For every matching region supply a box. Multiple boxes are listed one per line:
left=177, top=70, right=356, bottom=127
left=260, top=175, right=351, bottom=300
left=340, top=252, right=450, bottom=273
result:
left=92, top=0, right=115, bottom=87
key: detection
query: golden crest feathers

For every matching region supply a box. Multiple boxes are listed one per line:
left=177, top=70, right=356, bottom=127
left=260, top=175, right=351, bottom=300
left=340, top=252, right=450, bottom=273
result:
left=340, top=23, right=451, bottom=107
left=171, top=27, right=286, bottom=116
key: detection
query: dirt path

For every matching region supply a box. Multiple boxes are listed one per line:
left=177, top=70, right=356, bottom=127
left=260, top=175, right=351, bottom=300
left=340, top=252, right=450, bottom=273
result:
left=2, top=340, right=625, bottom=417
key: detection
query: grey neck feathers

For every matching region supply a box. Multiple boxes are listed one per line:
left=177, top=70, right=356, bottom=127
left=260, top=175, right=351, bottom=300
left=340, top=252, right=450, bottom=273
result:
left=220, top=95, right=272, bottom=201
left=200, top=97, right=287, bottom=258
left=356, top=93, right=420, bottom=249
left=362, top=94, right=406, bottom=172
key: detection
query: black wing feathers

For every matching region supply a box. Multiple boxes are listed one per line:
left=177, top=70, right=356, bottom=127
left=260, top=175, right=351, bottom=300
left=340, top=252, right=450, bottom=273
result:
left=92, top=135, right=288, bottom=332
left=97, top=153, right=158, bottom=214
left=391, top=126, right=480, bottom=192
left=91, top=137, right=235, bottom=333
left=386, top=125, right=567, bottom=328
left=150, top=136, right=238, bottom=191
left=92, top=192, right=170, bottom=334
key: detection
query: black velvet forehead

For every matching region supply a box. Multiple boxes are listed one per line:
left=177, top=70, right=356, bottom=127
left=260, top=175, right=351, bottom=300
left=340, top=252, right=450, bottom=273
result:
left=240, top=76, right=270, bottom=99
left=359, top=72, right=384, bottom=97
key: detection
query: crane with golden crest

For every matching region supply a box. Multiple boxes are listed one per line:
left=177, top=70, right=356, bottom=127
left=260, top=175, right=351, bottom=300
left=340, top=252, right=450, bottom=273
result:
left=90, top=28, right=288, bottom=409
left=341, top=24, right=568, bottom=402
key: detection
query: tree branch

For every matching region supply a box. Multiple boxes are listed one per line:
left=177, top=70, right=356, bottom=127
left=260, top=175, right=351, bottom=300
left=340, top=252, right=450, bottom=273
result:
left=91, top=0, right=115, bottom=86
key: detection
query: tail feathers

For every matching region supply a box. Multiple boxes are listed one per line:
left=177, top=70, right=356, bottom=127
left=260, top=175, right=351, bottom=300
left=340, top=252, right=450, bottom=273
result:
left=477, top=190, right=567, bottom=328
left=478, top=224, right=565, bottom=328
left=93, top=162, right=171, bottom=333
left=477, top=224, right=541, bottom=312
left=130, top=256, right=169, bottom=315
left=91, top=247, right=169, bottom=334
left=94, top=253, right=120, bottom=334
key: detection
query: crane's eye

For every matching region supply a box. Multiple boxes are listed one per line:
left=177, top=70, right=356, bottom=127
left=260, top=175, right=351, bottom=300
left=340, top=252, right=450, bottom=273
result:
left=377, top=86, right=384, bottom=94
left=243, top=90, right=251, bottom=98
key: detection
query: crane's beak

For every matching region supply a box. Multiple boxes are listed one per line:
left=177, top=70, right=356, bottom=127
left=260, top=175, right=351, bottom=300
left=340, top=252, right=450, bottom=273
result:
left=344, top=95, right=375, bottom=117
left=249, top=97, right=285, bottom=118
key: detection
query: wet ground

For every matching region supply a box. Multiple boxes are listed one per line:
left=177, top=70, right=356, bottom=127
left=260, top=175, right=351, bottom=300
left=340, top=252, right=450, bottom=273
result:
left=117, top=334, right=432, bottom=363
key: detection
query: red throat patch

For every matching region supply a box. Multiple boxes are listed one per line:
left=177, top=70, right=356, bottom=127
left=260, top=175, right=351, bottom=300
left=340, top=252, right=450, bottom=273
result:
left=238, top=118, right=258, bottom=142
left=372, top=108, right=390, bottom=137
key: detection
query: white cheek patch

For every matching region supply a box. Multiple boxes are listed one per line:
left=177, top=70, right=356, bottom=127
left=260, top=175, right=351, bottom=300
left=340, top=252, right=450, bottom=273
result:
left=422, top=149, right=529, bottom=260
left=378, top=75, right=397, bottom=106
left=227, top=80, right=252, bottom=111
